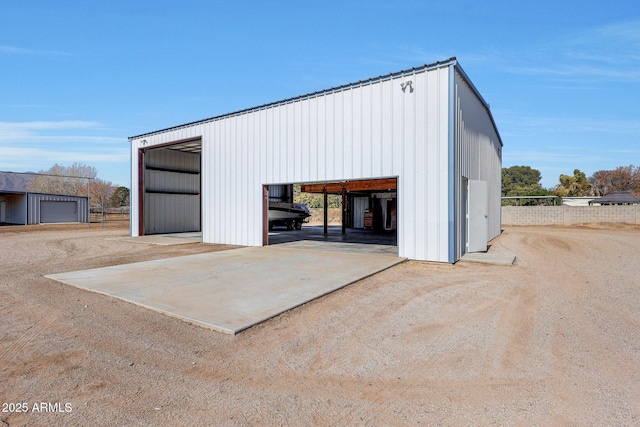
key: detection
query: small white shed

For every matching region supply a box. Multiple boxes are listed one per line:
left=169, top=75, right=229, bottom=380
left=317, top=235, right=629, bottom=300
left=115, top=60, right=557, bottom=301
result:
left=129, top=57, right=502, bottom=263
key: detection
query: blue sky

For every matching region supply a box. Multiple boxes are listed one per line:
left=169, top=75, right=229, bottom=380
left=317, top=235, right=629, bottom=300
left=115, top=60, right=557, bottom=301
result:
left=1, top=1, right=638, bottom=189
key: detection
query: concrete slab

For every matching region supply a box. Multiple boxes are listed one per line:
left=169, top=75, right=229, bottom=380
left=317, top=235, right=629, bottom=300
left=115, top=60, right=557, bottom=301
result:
left=277, top=240, right=397, bottom=256
left=269, top=225, right=397, bottom=247
left=46, top=246, right=405, bottom=335
left=460, top=251, right=516, bottom=266
left=109, top=232, right=203, bottom=246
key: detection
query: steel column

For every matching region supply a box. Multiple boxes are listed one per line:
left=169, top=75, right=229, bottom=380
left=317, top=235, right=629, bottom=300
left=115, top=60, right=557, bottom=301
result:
left=342, top=185, right=346, bottom=235
left=323, top=186, right=328, bottom=235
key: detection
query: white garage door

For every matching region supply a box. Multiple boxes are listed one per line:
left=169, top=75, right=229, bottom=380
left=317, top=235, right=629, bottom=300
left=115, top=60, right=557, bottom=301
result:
left=40, top=201, right=78, bottom=223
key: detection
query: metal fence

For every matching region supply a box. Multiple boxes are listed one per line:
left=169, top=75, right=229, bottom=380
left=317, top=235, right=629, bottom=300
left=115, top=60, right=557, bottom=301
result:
left=90, top=206, right=130, bottom=227
left=502, top=196, right=560, bottom=206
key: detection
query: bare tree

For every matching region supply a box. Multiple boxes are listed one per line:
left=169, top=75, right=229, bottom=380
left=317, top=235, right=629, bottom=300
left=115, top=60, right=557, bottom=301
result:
left=589, top=165, right=640, bottom=196
left=90, top=179, right=115, bottom=207
left=27, top=163, right=97, bottom=196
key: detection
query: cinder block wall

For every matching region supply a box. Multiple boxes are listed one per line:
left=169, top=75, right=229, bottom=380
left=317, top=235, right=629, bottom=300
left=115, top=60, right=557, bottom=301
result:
left=502, top=206, right=639, bottom=226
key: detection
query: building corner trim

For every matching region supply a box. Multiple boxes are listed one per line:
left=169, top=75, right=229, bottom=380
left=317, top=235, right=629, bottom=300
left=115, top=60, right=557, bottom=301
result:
left=447, top=63, right=457, bottom=263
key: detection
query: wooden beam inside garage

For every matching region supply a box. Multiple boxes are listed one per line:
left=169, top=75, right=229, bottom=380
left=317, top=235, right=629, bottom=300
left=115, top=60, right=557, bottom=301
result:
left=301, top=178, right=397, bottom=194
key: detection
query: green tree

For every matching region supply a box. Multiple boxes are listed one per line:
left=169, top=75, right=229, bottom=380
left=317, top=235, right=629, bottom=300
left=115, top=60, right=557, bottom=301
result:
left=554, top=169, right=593, bottom=197
left=110, top=186, right=130, bottom=207
left=502, top=166, right=543, bottom=197
left=501, top=165, right=555, bottom=206
left=293, top=183, right=342, bottom=208
left=295, top=192, right=341, bottom=208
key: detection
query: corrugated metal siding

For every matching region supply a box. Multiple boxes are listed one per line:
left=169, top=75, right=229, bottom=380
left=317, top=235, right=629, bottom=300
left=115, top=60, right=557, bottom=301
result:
left=131, top=64, right=457, bottom=262
left=27, top=193, right=88, bottom=224
left=268, top=184, right=293, bottom=202
left=144, top=193, right=200, bottom=234
left=453, top=69, right=502, bottom=260
left=0, top=194, right=27, bottom=224
left=13, top=195, right=27, bottom=224
left=351, top=196, right=369, bottom=229
left=143, top=148, right=200, bottom=234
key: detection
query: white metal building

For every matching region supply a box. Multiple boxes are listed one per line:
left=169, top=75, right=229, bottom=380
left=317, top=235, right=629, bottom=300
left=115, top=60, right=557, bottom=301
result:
left=129, top=57, right=502, bottom=263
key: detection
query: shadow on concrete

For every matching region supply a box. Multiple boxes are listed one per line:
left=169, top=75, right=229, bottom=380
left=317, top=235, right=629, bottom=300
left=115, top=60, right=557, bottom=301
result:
left=268, top=225, right=397, bottom=247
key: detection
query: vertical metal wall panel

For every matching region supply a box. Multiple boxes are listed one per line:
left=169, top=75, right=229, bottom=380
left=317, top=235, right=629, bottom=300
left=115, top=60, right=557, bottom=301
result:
left=268, top=185, right=294, bottom=202
left=413, top=73, right=427, bottom=260
left=26, top=193, right=88, bottom=224
left=360, top=86, right=372, bottom=179
left=144, top=193, right=200, bottom=234
left=129, top=61, right=498, bottom=262
left=1, top=194, right=27, bottom=224
left=143, top=148, right=200, bottom=235
left=130, top=149, right=139, bottom=236
left=307, top=97, right=318, bottom=181
left=453, top=69, right=502, bottom=260
left=352, top=196, right=369, bottom=229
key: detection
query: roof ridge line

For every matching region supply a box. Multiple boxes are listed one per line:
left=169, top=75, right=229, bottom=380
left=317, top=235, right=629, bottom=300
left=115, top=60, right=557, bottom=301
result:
left=129, top=57, right=457, bottom=140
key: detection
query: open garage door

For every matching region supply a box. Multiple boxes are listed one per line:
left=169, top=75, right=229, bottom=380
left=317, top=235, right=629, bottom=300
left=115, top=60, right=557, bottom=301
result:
left=140, top=139, right=202, bottom=235
left=265, top=178, right=398, bottom=252
left=40, top=201, right=77, bottom=223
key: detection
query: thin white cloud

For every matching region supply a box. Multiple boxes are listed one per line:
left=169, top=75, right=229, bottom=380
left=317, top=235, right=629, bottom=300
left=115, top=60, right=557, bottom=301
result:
left=0, top=146, right=129, bottom=167
left=0, top=119, right=129, bottom=177
left=505, top=150, right=612, bottom=164
left=0, top=120, right=102, bottom=131
left=506, top=63, right=640, bottom=82
left=504, top=20, right=640, bottom=83
left=1, top=135, right=123, bottom=144
left=0, top=120, right=119, bottom=143
left=604, top=148, right=640, bottom=154
left=577, top=21, right=640, bottom=46
left=0, top=45, right=71, bottom=56
left=498, top=114, right=640, bottom=136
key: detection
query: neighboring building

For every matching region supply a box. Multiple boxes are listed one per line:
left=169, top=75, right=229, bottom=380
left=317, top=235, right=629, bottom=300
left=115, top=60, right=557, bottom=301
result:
left=589, top=191, right=640, bottom=206
left=129, top=57, right=503, bottom=263
left=562, top=197, right=596, bottom=207
left=0, top=191, right=89, bottom=225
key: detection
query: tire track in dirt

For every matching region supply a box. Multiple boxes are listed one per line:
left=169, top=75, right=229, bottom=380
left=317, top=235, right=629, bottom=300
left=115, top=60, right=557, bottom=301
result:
left=0, top=307, right=62, bottom=369
left=2, top=224, right=639, bottom=425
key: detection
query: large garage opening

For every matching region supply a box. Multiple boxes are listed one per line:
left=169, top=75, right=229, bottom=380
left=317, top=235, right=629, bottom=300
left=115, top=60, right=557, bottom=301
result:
left=138, top=139, right=202, bottom=235
left=0, top=193, right=26, bottom=225
left=264, top=177, right=397, bottom=252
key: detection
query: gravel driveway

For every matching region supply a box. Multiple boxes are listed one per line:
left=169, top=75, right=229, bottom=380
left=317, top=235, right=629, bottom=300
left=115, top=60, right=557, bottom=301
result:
left=1, top=224, right=639, bottom=426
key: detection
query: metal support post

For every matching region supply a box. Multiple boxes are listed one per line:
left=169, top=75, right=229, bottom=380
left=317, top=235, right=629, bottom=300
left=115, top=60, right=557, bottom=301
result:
left=342, top=186, right=346, bottom=235
left=323, top=186, right=328, bottom=236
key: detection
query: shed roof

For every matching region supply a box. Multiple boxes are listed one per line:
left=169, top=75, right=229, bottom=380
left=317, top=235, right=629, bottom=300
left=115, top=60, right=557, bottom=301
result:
left=589, top=191, right=640, bottom=205
left=0, top=190, right=88, bottom=200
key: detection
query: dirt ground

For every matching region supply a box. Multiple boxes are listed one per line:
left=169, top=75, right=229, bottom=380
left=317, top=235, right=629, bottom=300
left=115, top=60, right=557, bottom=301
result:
left=1, top=223, right=639, bottom=426
left=307, top=208, right=343, bottom=225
